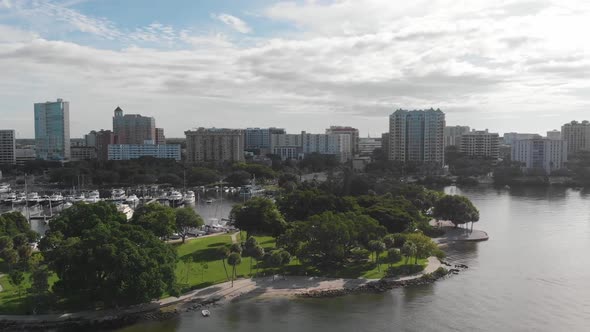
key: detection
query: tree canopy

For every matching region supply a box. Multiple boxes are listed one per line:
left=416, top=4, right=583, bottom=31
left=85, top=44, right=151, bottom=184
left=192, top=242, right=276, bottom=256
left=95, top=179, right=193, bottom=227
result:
left=433, top=195, right=480, bottom=226
left=131, top=203, right=176, bottom=238
left=230, top=197, right=287, bottom=237
left=175, top=207, right=204, bottom=243
left=40, top=202, right=177, bottom=308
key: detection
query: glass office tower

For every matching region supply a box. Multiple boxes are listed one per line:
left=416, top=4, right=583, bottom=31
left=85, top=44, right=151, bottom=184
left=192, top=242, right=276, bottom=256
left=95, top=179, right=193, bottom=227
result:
left=34, top=98, right=71, bottom=161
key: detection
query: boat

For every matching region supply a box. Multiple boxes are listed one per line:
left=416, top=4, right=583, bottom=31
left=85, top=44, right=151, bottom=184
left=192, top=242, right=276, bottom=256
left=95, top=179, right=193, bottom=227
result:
left=168, top=191, right=184, bottom=205
left=63, top=202, right=73, bottom=209
left=13, top=193, right=26, bottom=205
left=238, top=185, right=265, bottom=198
left=39, top=195, right=50, bottom=205
left=184, top=191, right=196, bottom=203
left=223, top=186, right=229, bottom=193
left=125, top=194, right=139, bottom=205
left=2, top=192, right=16, bottom=204
left=0, top=183, right=10, bottom=193
left=73, top=193, right=86, bottom=203
left=26, top=192, right=41, bottom=205
left=85, top=190, right=101, bottom=203
left=111, top=188, right=127, bottom=201
left=201, top=309, right=210, bottom=317
left=116, top=204, right=134, bottom=220
left=205, top=199, right=213, bottom=204
left=49, top=193, right=64, bottom=204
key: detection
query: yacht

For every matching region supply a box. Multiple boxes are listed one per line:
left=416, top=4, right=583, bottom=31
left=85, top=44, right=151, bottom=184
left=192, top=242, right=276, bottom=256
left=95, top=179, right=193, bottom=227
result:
left=73, top=193, right=86, bottom=203
left=125, top=194, right=139, bottom=205
left=27, top=192, right=41, bottom=205
left=223, top=186, right=229, bottom=193
left=205, top=199, right=213, bottom=204
left=0, top=183, right=10, bottom=193
left=168, top=191, right=184, bottom=205
left=157, top=192, right=169, bottom=201
left=39, top=195, right=50, bottom=205
left=184, top=191, right=196, bottom=204
left=116, top=204, right=134, bottom=220
left=3, top=192, right=16, bottom=204
left=111, top=188, right=126, bottom=201
left=14, top=193, right=26, bottom=205
left=62, top=201, right=73, bottom=209
left=239, top=185, right=265, bottom=198
left=49, top=193, right=64, bottom=204
left=85, top=190, right=101, bottom=203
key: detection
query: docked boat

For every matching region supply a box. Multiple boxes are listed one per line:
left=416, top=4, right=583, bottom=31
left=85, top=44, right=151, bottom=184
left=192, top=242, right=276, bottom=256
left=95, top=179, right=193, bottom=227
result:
left=205, top=199, right=213, bottom=204
left=125, top=194, right=139, bottom=205
left=168, top=191, right=184, bottom=205
left=111, top=188, right=126, bottom=201
left=184, top=191, right=196, bottom=204
left=39, top=195, right=50, bottom=205
left=62, top=202, right=73, bottom=209
left=116, top=204, right=134, bottom=220
left=13, top=193, right=26, bottom=205
left=85, top=190, right=101, bottom=203
left=201, top=309, right=210, bottom=317
left=239, top=185, right=265, bottom=198
left=73, top=193, right=86, bottom=203
left=2, top=192, right=16, bottom=204
left=0, top=183, right=10, bottom=193
left=49, top=193, right=64, bottom=204
left=26, top=192, right=41, bottom=205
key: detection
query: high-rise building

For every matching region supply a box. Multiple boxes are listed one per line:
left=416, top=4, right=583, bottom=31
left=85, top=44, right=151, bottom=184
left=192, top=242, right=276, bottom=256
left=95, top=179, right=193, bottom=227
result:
left=112, top=106, right=156, bottom=145
left=381, top=133, right=390, bottom=158
left=459, top=129, right=500, bottom=159
left=546, top=130, right=561, bottom=140
left=388, top=109, right=445, bottom=165
left=301, top=132, right=352, bottom=163
left=34, top=98, right=71, bottom=161
left=185, top=128, right=244, bottom=164
left=245, top=128, right=286, bottom=154
left=95, top=130, right=117, bottom=161
left=444, top=125, right=470, bottom=147
left=511, top=138, right=568, bottom=174
left=561, top=120, right=590, bottom=155
left=70, top=146, right=97, bottom=161
left=108, top=144, right=181, bottom=161
left=358, top=137, right=382, bottom=157
left=85, top=130, right=97, bottom=147
left=155, top=128, right=166, bottom=145
left=326, top=126, right=360, bottom=155
left=270, top=134, right=303, bottom=160
left=503, top=132, right=541, bottom=145
left=0, top=130, right=16, bottom=165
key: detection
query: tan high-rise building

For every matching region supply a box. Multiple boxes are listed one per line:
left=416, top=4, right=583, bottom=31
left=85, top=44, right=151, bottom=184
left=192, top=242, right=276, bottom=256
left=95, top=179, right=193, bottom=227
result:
left=112, top=107, right=156, bottom=145
left=185, top=128, right=244, bottom=164
left=561, top=120, right=590, bottom=155
left=459, top=129, right=500, bottom=159
left=155, top=128, right=166, bottom=145
left=388, top=109, right=445, bottom=165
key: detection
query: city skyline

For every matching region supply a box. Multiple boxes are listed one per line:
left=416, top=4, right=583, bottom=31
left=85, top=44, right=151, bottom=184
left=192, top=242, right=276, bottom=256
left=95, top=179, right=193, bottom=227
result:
left=2, top=1, right=590, bottom=137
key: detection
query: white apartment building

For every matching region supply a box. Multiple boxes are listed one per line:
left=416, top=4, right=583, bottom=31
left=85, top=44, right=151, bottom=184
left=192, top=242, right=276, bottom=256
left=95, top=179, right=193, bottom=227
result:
left=503, top=132, right=541, bottom=145
left=302, top=132, right=352, bottom=163
left=270, top=134, right=303, bottom=160
left=511, top=138, right=568, bottom=174
left=389, top=109, right=445, bottom=165
left=459, top=129, right=500, bottom=159
left=108, top=144, right=181, bottom=161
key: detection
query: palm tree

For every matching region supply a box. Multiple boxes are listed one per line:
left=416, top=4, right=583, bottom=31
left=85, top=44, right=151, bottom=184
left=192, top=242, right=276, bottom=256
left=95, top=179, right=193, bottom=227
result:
left=217, top=246, right=230, bottom=281
left=368, top=240, right=386, bottom=271
left=401, top=241, right=417, bottom=265
left=227, top=253, right=242, bottom=287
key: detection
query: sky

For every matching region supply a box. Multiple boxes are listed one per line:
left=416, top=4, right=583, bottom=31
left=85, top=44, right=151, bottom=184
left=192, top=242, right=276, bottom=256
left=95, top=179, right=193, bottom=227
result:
left=1, top=0, right=590, bottom=138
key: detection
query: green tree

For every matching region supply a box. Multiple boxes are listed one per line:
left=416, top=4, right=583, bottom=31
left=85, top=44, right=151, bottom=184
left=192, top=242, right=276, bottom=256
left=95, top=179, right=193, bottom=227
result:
left=227, top=253, right=242, bottom=287
left=217, top=246, right=230, bottom=281
left=131, top=203, right=176, bottom=238
left=405, top=233, right=438, bottom=264
left=40, top=202, right=178, bottom=308
left=252, top=245, right=265, bottom=276
left=401, top=241, right=417, bottom=265
left=268, top=249, right=291, bottom=280
left=383, top=234, right=396, bottom=249
left=385, top=248, right=402, bottom=267
left=225, top=170, right=251, bottom=187
left=230, top=243, right=243, bottom=254
left=174, top=207, right=204, bottom=243
left=8, top=270, right=25, bottom=298
left=230, top=198, right=287, bottom=237
left=368, top=240, right=386, bottom=271
left=433, top=195, right=480, bottom=229
left=244, top=237, right=258, bottom=275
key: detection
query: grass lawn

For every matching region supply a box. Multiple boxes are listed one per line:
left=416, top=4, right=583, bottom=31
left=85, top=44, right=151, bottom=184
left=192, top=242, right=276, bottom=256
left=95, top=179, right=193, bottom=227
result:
left=0, top=272, right=58, bottom=315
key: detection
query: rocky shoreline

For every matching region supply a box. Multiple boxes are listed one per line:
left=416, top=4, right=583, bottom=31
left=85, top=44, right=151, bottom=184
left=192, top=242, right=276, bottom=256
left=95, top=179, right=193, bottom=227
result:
left=298, top=266, right=451, bottom=299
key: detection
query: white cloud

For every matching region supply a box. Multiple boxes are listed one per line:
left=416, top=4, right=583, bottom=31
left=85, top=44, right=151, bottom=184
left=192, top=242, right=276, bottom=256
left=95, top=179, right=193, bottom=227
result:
left=213, top=13, right=253, bottom=34
left=2, top=0, right=590, bottom=137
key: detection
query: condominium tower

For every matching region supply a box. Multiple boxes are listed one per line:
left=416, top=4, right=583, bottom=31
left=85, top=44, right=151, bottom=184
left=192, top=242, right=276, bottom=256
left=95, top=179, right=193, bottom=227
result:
left=561, top=120, right=590, bottom=155
left=459, top=129, right=500, bottom=159
left=34, top=98, right=71, bottom=161
left=0, top=130, right=16, bottom=165
left=325, top=126, right=359, bottom=155
left=185, top=128, right=244, bottom=164
left=444, top=125, right=470, bottom=147
left=511, top=138, right=568, bottom=174
left=112, top=107, right=156, bottom=145
left=388, top=109, right=445, bottom=165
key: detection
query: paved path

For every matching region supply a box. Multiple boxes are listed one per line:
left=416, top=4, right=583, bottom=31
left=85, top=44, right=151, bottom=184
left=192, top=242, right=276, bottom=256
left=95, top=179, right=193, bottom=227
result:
left=230, top=232, right=239, bottom=244
left=429, top=220, right=489, bottom=242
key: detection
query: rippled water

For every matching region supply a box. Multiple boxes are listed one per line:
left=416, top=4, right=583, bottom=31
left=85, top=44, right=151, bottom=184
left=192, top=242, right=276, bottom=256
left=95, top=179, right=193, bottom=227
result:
left=18, top=186, right=590, bottom=331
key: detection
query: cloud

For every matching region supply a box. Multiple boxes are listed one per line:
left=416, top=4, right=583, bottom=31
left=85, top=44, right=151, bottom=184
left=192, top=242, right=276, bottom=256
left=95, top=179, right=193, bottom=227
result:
left=213, top=13, right=252, bottom=34
left=3, top=0, right=590, bottom=137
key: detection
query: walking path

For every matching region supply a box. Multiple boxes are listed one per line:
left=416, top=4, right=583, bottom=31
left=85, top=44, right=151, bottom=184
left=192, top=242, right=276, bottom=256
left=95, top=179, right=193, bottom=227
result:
left=430, top=220, right=489, bottom=242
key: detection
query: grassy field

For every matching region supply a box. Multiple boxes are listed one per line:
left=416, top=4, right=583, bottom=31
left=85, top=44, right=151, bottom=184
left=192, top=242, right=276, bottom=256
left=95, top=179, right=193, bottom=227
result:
left=0, top=233, right=429, bottom=313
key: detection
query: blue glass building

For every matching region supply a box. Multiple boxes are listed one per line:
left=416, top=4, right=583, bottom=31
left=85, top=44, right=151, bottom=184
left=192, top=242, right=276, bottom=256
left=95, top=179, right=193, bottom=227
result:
left=34, top=98, right=71, bottom=161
